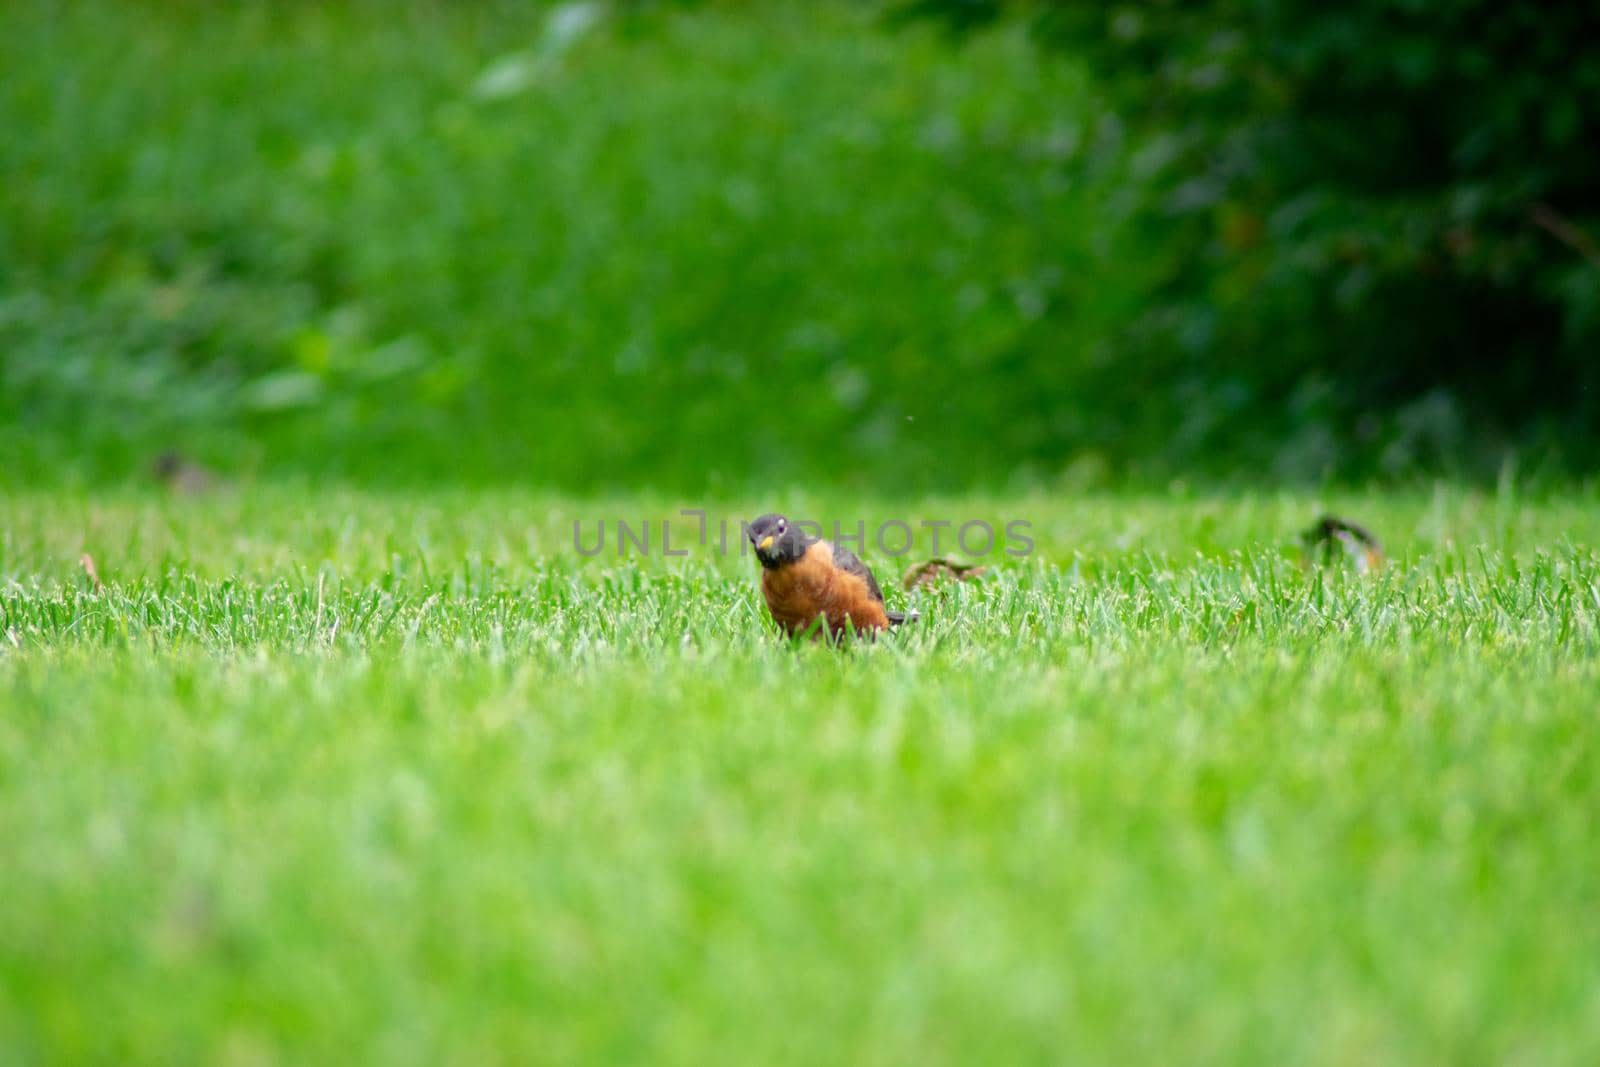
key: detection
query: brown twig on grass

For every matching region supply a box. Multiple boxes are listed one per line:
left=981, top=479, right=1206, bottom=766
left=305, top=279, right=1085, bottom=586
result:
left=901, top=558, right=988, bottom=591
left=79, top=553, right=104, bottom=593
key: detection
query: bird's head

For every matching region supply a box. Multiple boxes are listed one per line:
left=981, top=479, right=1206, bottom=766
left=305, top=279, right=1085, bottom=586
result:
left=747, top=513, right=808, bottom=569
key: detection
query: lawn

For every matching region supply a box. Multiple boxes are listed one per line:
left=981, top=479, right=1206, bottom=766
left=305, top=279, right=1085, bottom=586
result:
left=4, top=1, right=1597, bottom=1061
left=2, top=486, right=1597, bottom=1065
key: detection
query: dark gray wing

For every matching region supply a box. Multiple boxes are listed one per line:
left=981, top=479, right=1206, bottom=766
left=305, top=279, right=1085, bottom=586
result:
left=829, top=540, right=885, bottom=604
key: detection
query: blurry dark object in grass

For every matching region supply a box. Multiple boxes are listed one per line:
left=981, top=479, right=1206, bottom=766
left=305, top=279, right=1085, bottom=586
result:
left=902, top=558, right=989, bottom=590
left=1301, top=515, right=1384, bottom=574
left=152, top=451, right=220, bottom=495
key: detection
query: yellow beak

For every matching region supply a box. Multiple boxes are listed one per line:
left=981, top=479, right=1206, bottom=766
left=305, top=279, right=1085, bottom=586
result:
left=757, top=535, right=774, bottom=550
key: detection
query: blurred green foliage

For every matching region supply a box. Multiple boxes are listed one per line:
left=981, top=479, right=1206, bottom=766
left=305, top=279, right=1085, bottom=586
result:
left=2, top=1, right=1596, bottom=488
left=911, top=0, right=1600, bottom=476
left=2, top=2, right=1155, bottom=488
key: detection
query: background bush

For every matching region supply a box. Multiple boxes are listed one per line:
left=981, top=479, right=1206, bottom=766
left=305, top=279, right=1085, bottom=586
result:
left=3, top=1, right=1596, bottom=488
left=911, top=0, right=1600, bottom=477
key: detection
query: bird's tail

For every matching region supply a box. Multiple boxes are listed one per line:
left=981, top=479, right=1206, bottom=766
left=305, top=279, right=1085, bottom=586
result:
left=886, top=609, right=920, bottom=626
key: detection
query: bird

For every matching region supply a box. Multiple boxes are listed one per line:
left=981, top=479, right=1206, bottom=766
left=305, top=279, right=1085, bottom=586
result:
left=1301, top=514, right=1384, bottom=573
left=746, top=513, right=916, bottom=640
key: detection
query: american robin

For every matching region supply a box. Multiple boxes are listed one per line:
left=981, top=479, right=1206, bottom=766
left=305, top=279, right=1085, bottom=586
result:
left=747, top=513, right=916, bottom=639
left=1301, top=515, right=1384, bottom=573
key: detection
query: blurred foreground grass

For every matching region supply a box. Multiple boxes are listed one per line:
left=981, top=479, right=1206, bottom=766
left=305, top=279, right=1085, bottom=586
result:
left=2, top=486, right=1598, bottom=1064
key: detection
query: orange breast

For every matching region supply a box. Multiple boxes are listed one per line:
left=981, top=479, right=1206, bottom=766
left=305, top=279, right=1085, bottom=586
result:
left=761, top=541, right=889, bottom=638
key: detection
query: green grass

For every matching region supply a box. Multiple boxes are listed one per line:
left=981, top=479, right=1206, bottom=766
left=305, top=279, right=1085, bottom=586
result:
left=3, top=486, right=1598, bottom=1065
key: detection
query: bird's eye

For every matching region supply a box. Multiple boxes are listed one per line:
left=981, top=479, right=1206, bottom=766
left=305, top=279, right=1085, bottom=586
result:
left=777, top=521, right=786, bottom=534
